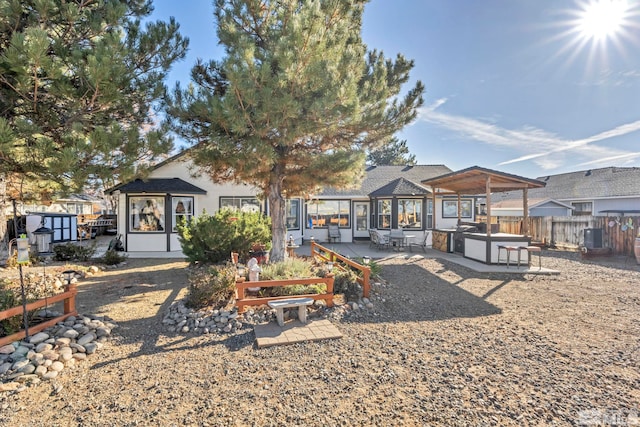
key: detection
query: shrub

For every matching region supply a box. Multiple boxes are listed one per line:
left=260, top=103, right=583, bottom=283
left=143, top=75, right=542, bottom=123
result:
left=259, top=258, right=316, bottom=280
left=185, top=265, right=237, bottom=310
left=333, top=268, right=361, bottom=301
left=177, top=208, right=271, bottom=264
left=100, top=249, right=128, bottom=265
left=53, top=243, right=96, bottom=262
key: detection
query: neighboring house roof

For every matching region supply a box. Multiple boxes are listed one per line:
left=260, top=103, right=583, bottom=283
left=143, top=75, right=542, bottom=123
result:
left=320, top=164, right=453, bottom=197
left=368, top=177, right=430, bottom=197
left=493, top=166, right=640, bottom=201
left=491, top=198, right=574, bottom=210
left=107, top=178, right=207, bottom=194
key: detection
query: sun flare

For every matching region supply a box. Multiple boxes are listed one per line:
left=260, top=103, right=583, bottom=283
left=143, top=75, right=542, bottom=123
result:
left=577, top=0, right=628, bottom=40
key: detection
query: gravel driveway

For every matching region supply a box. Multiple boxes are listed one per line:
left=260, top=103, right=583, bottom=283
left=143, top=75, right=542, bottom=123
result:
left=1, top=252, right=639, bottom=426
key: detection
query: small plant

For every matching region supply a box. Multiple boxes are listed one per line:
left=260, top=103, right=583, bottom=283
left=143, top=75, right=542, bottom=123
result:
left=53, top=243, right=97, bottom=262
left=185, top=264, right=237, bottom=310
left=100, top=249, right=128, bottom=265
left=259, top=258, right=315, bottom=280
left=333, top=268, right=361, bottom=301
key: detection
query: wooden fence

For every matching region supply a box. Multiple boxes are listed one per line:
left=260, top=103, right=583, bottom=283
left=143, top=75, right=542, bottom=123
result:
left=0, top=283, right=78, bottom=347
left=310, top=241, right=371, bottom=298
left=484, top=215, right=640, bottom=256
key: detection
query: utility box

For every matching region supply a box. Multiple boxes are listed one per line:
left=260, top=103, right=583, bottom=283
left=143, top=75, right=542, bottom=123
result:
left=584, top=228, right=603, bottom=249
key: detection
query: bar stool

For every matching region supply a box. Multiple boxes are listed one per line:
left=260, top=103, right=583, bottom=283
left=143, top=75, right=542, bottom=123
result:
left=497, top=245, right=524, bottom=267
left=526, top=246, right=542, bottom=269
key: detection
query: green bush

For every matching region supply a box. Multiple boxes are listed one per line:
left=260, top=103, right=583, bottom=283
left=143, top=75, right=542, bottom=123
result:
left=185, top=265, right=237, bottom=310
left=100, top=249, right=128, bottom=265
left=0, top=280, right=22, bottom=336
left=259, top=258, right=325, bottom=296
left=177, top=208, right=271, bottom=264
left=53, top=243, right=96, bottom=262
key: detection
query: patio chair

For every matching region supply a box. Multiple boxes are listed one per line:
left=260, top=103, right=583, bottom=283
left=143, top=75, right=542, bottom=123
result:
left=408, top=231, right=431, bottom=252
left=328, top=224, right=341, bottom=243
left=369, top=229, right=390, bottom=250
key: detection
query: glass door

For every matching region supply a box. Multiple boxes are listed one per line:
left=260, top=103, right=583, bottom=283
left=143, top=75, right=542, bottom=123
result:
left=353, top=201, right=369, bottom=238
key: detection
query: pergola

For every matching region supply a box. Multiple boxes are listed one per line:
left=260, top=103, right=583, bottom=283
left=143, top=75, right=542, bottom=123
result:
left=421, top=166, right=546, bottom=236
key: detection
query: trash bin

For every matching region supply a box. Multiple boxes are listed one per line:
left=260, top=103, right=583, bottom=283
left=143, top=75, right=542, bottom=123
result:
left=584, top=228, right=602, bottom=249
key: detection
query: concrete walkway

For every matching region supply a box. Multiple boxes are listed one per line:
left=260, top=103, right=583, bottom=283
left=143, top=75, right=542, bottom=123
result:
left=91, top=236, right=558, bottom=274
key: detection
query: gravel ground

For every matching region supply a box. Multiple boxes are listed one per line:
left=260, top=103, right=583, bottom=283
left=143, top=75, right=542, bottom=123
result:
left=1, top=250, right=639, bottom=426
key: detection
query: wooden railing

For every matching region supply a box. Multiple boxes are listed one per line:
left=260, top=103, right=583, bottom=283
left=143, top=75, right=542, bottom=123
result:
left=0, top=284, right=78, bottom=347
left=235, top=276, right=334, bottom=313
left=310, top=241, right=371, bottom=298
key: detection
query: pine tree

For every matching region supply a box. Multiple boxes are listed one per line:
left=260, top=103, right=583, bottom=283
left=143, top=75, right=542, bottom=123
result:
left=167, top=0, right=424, bottom=261
left=367, top=137, right=417, bottom=166
left=0, top=0, right=188, bottom=197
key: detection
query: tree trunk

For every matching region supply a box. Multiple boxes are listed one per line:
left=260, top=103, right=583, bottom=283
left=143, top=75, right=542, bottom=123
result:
left=268, top=177, right=287, bottom=263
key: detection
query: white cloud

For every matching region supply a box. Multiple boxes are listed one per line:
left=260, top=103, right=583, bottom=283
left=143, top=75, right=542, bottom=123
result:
left=418, top=98, right=640, bottom=169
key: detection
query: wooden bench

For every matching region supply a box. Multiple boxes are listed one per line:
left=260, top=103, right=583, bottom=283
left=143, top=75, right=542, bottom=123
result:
left=268, top=297, right=314, bottom=326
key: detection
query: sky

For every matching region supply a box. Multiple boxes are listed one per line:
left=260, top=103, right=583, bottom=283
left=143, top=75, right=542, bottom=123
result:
left=149, top=0, right=640, bottom=180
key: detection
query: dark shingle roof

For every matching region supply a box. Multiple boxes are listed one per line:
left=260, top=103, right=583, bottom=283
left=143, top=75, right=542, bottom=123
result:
left=369, top=177, right=430, bottom=197
left=107, top=178, right=207, bottom=195
left=492, top=167, right=640, bottom=201
left=320, top=165, right=452, bottom=197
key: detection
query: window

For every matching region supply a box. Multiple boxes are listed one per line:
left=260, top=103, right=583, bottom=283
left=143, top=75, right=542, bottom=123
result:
left=377, top=199, right=392, bottom=229
left=442, top=199, right=472, bottom=218
left=398, top=199, right=422, bottom=229
left=427, top=199, right=433, bottom=229
left=286, top=199, right=300, bottom=230
left=306, top=200, right=350, bottom=228
left=220, top=197, right=261, bottom=212
left=572, top=202, right=592, bottom=216
left=172, top=197, right=193, bottom=231
left=130, top=197, right=165, bottom=232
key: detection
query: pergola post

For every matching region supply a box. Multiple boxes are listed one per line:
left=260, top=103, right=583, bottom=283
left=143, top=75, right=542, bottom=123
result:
left=523, top=187, right=529, bottom=236
left=486, top=176, right=492, bottom=238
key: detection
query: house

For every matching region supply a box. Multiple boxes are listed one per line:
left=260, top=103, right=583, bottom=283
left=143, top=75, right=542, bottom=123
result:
left=489, top=198, right=574, bottom=217
left=106, top=151, right=470, bottom=253
left=490, top=167, right=640, bottom=217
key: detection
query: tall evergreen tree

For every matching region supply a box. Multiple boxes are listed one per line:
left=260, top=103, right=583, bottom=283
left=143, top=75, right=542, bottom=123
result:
left=167, top=0, right=424, bottom=261
left=367, top=136, right=417, bottom=166
left=0, top=0, right=188, bottom=197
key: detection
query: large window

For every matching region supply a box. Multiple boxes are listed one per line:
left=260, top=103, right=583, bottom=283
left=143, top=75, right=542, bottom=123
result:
left=306, top=200, right=350, bottom=228
left=172, top=197, right=194, bottom=231
left=398, top=199, right=422, bottom=229
left=130, top=197, right=165, bottom=232
left=220, top=197, right=261, bottom=212
left=442, top=199, right=472, bottom=218
left=377, top=199, right=392, bottom=229
left=286, top=199, right=300, bottom=230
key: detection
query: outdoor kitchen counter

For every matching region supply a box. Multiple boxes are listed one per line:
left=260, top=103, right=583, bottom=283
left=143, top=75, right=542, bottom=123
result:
left=463, top=232, right=531, bottom=265
left=432, top=229, right=456, bottom=253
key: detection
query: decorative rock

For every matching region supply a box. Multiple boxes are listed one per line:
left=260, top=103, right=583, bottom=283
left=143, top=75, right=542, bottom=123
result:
left=34, top=365, right=47, bottom=377
left=72, top=353, right=87, bottom=361
left=35, top=343, right=53, bottom=353
left=18, top=364, right=36, bottom=375
left=0, top=345, right=15, bottom=355
left=77, top=333, right=96, bottom=347
left=42, top=371, right=58, bottom=380
left=63, top=329, right=80, bottom=339
left=50, top=361, right=64, bottom=372
left=84, top=343, right=98, bottom=354
left=28, top=332, right=50, bottom=345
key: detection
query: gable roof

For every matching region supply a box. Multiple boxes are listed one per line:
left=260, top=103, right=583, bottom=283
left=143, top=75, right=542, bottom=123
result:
left=421, top=165, right=546, bottom=195
left=107, top=178, right=207, bottom=195
left=320, top=164, right=453, bottom=197
left=493, top=167, right=640, bottom=201
left=369, top=177, right=430, bottom=197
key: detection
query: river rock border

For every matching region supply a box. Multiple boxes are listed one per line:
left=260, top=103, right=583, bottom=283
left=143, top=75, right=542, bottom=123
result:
left=0, top=312, right=118, bottom=394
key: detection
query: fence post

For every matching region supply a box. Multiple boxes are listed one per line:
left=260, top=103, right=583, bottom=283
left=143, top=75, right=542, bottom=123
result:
left=64, top=283, right=77, bottom=314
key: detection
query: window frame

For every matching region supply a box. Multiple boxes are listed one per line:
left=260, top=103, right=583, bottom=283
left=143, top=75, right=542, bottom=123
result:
left=129, top=196, right=166, bottom=233
left=442, top=199, right=473, bottom=218
left=397, top=198, right=422, bottom=229
left=172, top=196, right=194, bottom=232
left=305, top=199, right=351, bottom=229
